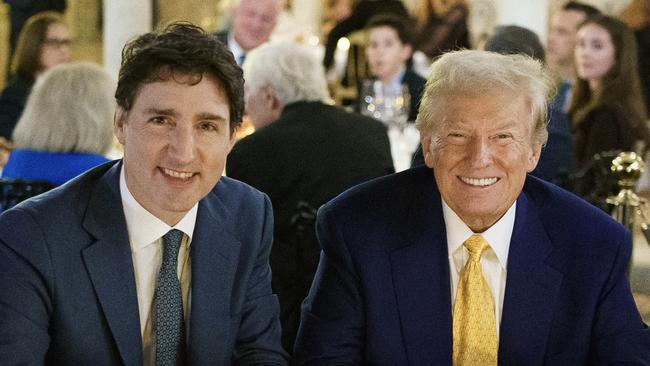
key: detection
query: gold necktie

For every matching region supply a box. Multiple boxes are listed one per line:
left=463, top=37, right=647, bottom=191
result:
left=452, top=235, right=498, bottom=366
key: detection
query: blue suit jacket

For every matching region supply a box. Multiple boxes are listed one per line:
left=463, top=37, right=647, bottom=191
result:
left=294, top=166, right=650, bottom=365
left=0, top=161, right=288, bottom=365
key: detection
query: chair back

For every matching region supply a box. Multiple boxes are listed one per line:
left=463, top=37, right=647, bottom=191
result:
left=0, top=178, right=54, bottom=211
left=333, top=29, right=369, bottom=106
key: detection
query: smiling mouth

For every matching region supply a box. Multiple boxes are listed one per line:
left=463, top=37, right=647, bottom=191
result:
left=162, top=167, right=195, bottom=180
left=459, top=176, right=499, bottom=187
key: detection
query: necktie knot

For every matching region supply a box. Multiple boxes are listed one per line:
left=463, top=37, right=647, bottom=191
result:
left=162, top=229, right=183, bottom=265
left=463, top=235, right=489, bottom=262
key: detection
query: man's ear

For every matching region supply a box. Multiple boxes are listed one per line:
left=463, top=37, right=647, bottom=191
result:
left=228, top=127, right=237, bottom=152
left=526, top=141, right=543, bottom=172
left=421, top=133, right=436, bottom=168
left=114, top=106, right=127, bottom=145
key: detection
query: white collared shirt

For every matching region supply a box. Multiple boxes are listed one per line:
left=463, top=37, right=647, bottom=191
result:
left=443, top=199, right=515, bottom=337
left=119, top=166, right=196, bottom=362
left=228, top=33, right=246, bottom=66
left=382, top=65, right=406, bottom=97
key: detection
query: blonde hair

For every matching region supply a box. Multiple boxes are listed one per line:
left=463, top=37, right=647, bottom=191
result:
left=415, top=50, right=553, bottom=146
left=13, top=62, right=115, bottom=154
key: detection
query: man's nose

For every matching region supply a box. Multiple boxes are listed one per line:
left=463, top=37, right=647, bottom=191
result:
left=169, top=124, right=196, bottom=164
left=468, top=137, right=491, bottom=168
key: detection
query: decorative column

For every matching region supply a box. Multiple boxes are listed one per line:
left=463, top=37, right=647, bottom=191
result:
left=495, top=0, right=549, bottom=42
left=291, top=0, right=321, bottom=38
left=103, top=0, right=152, bottom=79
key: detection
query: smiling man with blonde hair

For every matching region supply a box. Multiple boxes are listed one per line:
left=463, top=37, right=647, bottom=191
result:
left=294, top=50, right=650, bottom=365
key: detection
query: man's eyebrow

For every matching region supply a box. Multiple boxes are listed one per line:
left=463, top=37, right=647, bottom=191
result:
left=144, top=107, right=177, bottom=116
left=196, top=112, right=227, bottom=122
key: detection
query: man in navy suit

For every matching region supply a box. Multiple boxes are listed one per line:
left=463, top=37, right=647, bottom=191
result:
left=0, top=23, right=288, bottom=365
left=294, top=50, right=650, bottom=365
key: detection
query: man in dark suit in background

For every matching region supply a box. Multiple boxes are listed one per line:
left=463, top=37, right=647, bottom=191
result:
left=294, top=50, right=650, bottom=364
left=215, top=0, right=280, bottom=66
left=0, top=23, right=288, bottom=365
left=227, top=41, right=394, bottom=354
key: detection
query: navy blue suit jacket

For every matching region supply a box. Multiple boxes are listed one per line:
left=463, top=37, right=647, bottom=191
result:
left=294, top=166, right=650, bottom=365
left=0, top=161, right=288, bottom=365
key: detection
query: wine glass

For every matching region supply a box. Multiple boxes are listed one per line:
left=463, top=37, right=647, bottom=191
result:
left=385, top=84, right=410, bottom=132
left=360, top=80, right=410, bottom=130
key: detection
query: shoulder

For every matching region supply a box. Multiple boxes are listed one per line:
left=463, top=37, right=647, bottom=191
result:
left=0, top=76, right=32, bottom=103
left=523, top=176, right=627, bottom=244
left=0, top=160, right=118, bottom=236
left=402, top=70, right=426, bottom=87
left=319, top=103, right=388, bottom=134
left=202, top=176, right=273, bottom=243
left=209, top=175, right=270, bottom=211
left=585, top=104, right=629, bottom=124
left=321, top=166, right=431, bottom=218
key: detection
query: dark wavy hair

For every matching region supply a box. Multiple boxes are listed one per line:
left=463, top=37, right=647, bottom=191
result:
left=115, top=22, right=244, bottom=135
left=366, top=13, right=414, bottom=46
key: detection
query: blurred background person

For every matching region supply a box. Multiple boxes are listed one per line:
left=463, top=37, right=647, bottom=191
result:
left=546, top=1, right=600, bottom=113
left=570, top=15, right=650, bottom=198
left=413, top=0, right=470, bottom=61
left=484, top=25, right=575, bottom=186
left=359, top=13, right=425, bottom=123
left=620, top=0, right=650, bottom=116
left=2, top=62, right=114, bottom=186
left=322, top=0, right=408, bottom=73
left=227, top=41, right=393, bottom=353
left=215, top=0, right=280, bottom=66
left=2, top=0, right=66, bottom=70
left=0, top=11, right=71, bottom=140
left=321, top=0, right=355, bottom=37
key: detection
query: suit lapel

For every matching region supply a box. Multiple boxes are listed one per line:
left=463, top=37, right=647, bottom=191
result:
left=389, top=175, right=453, bottom=364
left=81, top=161, right=143, bottom=365
left=188, top=189, right=241, bottom=363
left=498, top=190, right=563, bottom=365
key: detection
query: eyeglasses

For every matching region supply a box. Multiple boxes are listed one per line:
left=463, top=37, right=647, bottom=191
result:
left=43, top=38, right=72, bottom=48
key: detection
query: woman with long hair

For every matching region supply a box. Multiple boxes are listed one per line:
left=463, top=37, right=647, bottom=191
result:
left=570, top=15, right=650, bottom=198
left=570, top=15, right=649, bottom=165
left=0, top=11, right=71, bottom=140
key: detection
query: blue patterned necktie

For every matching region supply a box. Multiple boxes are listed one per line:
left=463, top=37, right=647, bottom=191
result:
left=155, top=229, right=185, bottom=365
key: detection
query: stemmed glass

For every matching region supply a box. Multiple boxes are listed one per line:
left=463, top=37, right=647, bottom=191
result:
left=360, top=80, right=418, bottom=171
left=360, top=80, right=410, bottom=131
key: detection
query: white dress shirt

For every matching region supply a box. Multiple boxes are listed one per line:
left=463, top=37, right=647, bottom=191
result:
left=119, top=166, right=196, bottom=364
left=227, top=33, right=246, bottom=66
left=443, top=199, right=516, bottom=337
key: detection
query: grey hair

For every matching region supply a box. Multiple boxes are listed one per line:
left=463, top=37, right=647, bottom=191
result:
left=243, top=41, right=330, bottom=105
left=415, top=50, right=553, bottom=146
left=13, top=62, right=116, bottom=154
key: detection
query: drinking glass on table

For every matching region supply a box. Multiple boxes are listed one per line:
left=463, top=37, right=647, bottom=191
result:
left=360, top=80, right=410, bottom=130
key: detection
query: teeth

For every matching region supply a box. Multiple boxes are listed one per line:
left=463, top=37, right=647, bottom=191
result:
left=163, top=168, right=193, bottom=179
left=460, top=176, right=498, bottom=187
